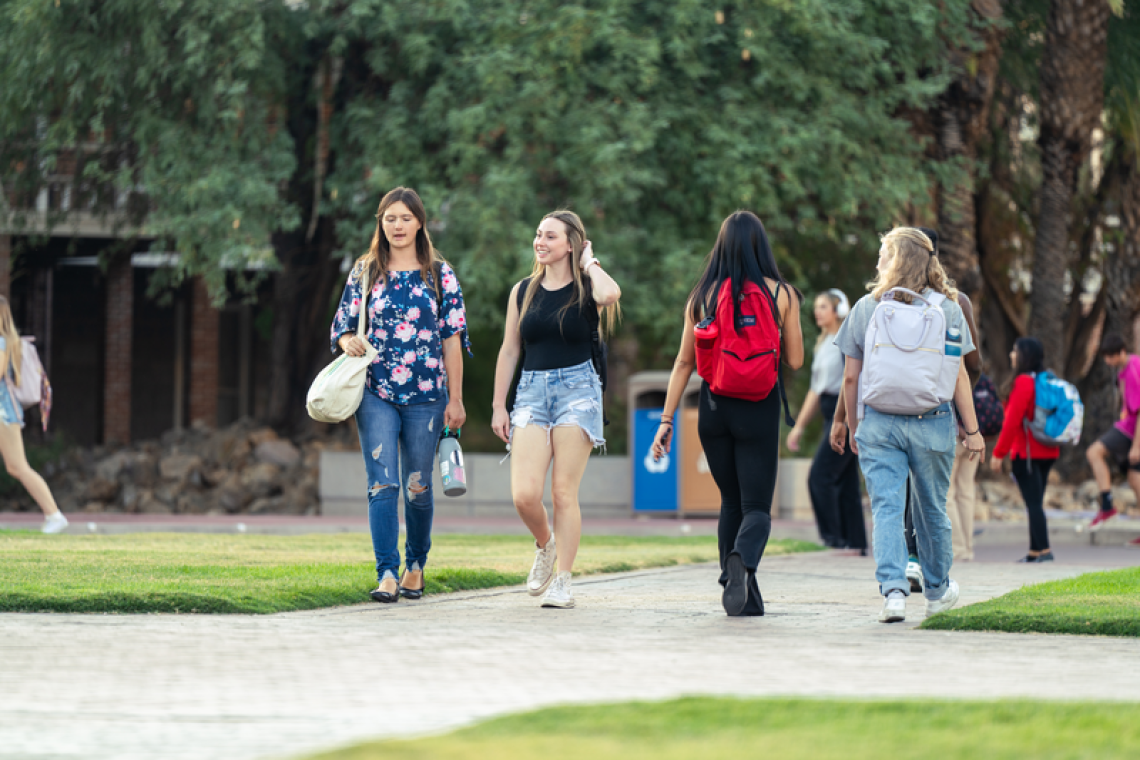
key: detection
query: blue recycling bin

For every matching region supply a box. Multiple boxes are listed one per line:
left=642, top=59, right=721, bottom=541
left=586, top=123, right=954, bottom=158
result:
left=630, top=372, right=678, bottom=513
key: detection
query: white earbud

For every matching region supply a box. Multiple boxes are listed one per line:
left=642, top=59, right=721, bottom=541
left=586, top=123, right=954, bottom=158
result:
left=828, top=288, right=850, bottom=318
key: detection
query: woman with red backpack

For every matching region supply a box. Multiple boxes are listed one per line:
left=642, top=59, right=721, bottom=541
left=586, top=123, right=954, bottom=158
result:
left=651, top=211, right=803, bottom=616
left=989, top=337, right=1059, bottom=562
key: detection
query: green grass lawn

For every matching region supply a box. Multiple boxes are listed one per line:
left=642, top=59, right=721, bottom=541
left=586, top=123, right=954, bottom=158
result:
left=922, top=566, right=1140, bottom=637
left=0, top=531, right=819, bottom=614
left=304, top=697, right=1140, bottom=760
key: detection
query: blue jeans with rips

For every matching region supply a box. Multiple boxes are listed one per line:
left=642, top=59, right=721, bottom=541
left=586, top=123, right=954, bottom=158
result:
left=854, top=403, right=956, bottom=600
left=354, top=391, right=446, bottom=583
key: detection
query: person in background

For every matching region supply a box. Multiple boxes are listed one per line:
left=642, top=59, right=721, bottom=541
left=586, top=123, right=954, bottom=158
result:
left=787, top=290, right=866, bottom=554
left=1085, top=332, right=1140, bottom=538
left=989, top=337, right=1059, bottom=562
left=0, top=297, right=66, bottom=534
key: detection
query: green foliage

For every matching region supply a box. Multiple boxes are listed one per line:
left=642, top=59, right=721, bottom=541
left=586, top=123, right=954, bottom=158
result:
left=922, top=566, right=1140, bottom=637
left=307, top=698, right=1140, bottom=760
left=2, top=1, right=981, bottom=445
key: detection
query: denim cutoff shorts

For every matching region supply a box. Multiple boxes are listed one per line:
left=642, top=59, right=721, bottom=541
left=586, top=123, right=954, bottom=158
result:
left=510, top=360, right=605, bottom=448
left=0, top=380, right=24, bottom=427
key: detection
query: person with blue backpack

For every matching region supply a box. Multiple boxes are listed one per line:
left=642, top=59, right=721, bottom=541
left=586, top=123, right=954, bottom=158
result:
left=989, top=338, right=1061, bottom=562
left=650, top=211, right=803, bottom=616
left=834, top=227, right=984, bottom=623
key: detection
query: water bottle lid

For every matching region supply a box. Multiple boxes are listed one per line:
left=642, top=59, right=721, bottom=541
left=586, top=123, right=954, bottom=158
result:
left=443, top=426, right=461, bottom=439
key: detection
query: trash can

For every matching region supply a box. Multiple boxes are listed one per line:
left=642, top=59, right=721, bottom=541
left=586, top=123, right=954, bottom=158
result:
left=629, top=371, right=718, bottom=515
left=678, top=386, right=720, bottom=514
left=630, top=372, right=677, bottom=513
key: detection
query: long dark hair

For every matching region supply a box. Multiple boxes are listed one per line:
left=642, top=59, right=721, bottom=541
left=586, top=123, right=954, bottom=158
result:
left=1013, top=336, right=1046, bottom=375
left=687, top=211, right=799, bottom=328
left=356, top=186, right=445, bottom=298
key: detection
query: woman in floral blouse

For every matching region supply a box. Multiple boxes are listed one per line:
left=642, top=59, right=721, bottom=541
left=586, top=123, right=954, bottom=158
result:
left=331, top=187, right=471, bottom=603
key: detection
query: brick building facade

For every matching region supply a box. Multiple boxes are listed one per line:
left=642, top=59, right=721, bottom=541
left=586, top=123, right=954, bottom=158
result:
left=0, top=233, right=265, bottom=446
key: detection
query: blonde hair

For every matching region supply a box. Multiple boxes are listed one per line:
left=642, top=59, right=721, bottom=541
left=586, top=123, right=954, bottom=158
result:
left=517, top=210, right=620, bottom=338
left=0, top=297, right=21, bottom=386
left=814, top=292, right=845, bottom=349
left=867, top=227, right=958, bottom=304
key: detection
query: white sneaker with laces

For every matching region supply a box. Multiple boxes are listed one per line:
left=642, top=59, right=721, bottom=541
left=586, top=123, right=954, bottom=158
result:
left=878, top=591, right=906, bottom=623
left=527, top=534, right=557, bottom=596
left=925, top=579, right=960, bottom=618
left=41, top=511, right=69, bottom=535
left=905, top=561, right=924, bottom=593
left=541, top=571, right=574, bottom=608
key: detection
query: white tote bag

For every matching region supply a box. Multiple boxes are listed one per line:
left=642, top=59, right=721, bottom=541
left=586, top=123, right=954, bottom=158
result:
left=306, top=270, right=380, bottom=423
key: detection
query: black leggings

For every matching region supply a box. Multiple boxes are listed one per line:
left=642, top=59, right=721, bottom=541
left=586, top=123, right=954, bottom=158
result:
left=698, top=382, right=780, bottom=579
left=1011, top=458, right=1055, bottom=552
left=810, top=394, right=866, bottom=550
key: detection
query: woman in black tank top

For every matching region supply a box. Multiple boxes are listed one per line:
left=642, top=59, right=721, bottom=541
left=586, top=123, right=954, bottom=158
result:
left=491, top=210, right=621, bottom=609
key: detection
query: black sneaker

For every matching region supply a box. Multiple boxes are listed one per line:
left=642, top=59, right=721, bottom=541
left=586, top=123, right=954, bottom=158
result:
left=722, top=553, right=749, bottom=616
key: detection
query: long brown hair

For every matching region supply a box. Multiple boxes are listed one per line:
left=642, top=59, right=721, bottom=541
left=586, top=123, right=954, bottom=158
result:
left=517, top=210, right=620, bottom=338
left=867, top=227, right=958, bottom=304
left=0, top=297, right=22, bottom=386
left=355, top=187, right=445, bottom=298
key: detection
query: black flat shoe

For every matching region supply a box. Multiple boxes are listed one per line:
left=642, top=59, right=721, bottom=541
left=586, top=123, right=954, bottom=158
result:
left=398, top=571, right=424, bottom=600
left=1017, top=552, right=1055, bottom=563
left=722, top=553, right=749, bottom=616
left=370, top=582, right=400, bottom=603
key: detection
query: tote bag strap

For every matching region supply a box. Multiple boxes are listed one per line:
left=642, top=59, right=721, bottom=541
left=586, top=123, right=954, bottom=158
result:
left=356, top=268, right=372, bottom=339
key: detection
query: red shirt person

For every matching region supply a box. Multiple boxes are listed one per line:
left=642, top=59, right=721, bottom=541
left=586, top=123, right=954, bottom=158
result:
left=990, top=338, right=1059, bottom=562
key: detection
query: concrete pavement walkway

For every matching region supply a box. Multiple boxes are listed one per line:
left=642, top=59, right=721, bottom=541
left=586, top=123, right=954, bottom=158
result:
left=3, top=551, right=1139, bottom=760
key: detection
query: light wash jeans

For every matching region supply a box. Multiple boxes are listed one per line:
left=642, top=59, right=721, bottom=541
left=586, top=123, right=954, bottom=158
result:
left=354, top=391, right=446, bottom=582
left=854, top=403, right=955, bottom=599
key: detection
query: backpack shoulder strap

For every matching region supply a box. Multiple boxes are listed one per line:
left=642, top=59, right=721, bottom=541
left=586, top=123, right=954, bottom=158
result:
left=759, top=280, right=796, bottom=427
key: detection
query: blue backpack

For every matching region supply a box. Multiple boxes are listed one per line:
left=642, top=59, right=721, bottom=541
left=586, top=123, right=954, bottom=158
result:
left=1028, top=371, right=1083, bottom=447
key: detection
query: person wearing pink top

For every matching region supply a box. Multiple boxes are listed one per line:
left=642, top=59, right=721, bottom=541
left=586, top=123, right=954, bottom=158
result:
left=1085, top=332, right=1140, bottom=537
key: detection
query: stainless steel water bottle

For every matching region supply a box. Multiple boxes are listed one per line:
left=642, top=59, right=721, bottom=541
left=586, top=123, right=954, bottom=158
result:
left=437, top=427, right=467, bottom=497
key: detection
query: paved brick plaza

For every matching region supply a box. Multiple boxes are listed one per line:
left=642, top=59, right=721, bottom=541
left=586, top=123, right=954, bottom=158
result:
left=3, top=548, right=1140, bottom=760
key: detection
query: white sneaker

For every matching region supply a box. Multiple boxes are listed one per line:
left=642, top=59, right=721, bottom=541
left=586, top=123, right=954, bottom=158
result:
left=905, top=561, right=924, bottom=593
left=541, top=571, right=574, bottom=608
left=878, top=592, right=906, bottom=623
left=41, top=512, right=69, bottom=534
left=925, top=579, right=960, bottom=618
left=527, top=534, right=557, bottom=596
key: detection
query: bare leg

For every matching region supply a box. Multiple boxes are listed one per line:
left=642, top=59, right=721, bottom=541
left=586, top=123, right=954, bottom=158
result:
left=0, top=422, right=59, bottom=516
left=1087, top=442, right=1114, bottom=493
left=1128, top=470, right=1140, bottom=513
left=549, top=426, right=593, bottom=573
left=511, top=425, right=554, bottom=546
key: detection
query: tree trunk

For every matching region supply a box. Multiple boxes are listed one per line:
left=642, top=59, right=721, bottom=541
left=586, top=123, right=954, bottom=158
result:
left=934, top=0, right=1004, bottom=301
left=1027, top=0, right=1112, bottom=374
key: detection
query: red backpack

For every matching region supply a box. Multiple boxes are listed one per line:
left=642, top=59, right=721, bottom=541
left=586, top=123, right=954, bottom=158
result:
left=694, top=278, right=794, bottom=423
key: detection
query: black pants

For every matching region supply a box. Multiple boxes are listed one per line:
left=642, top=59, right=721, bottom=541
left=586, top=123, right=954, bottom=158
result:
left=810, top=394, right=867, bottom=550
left=1011, top=458, right=1055, bottom=552
left=698, top=382, right=779, bottom=580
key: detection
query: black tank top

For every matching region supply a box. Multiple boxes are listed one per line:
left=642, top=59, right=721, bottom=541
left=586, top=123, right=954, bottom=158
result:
left=517, top=278, right=595, bottom=371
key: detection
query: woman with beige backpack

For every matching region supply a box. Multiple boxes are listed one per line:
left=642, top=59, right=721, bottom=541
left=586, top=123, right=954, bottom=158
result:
left=0, top=297, right=67, bottom=533
left=329, top=187, right=470, bottom=603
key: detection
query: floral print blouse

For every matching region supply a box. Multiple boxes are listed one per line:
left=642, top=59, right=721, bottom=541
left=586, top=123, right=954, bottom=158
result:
left=329, top=262, right=471, bottom=405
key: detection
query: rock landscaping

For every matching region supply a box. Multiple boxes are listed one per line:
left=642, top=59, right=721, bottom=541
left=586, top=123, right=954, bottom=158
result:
left=0, top=420, right=360, bottom=516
